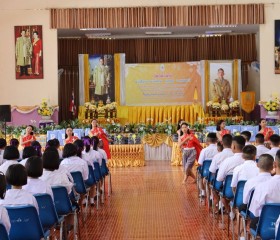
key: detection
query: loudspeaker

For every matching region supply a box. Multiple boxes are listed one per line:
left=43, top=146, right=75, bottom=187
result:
left=0, top=105, right=11, bottom=122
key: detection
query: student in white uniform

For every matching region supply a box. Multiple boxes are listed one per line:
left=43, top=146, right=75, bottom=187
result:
left=98, top=140, right=108, bottom=163
left=23, top=156, right=53, bottom=200
left=40, top=147, right=73, bottom=194
left=0, top=138, right=7, bottom=166
left=9, top=138, right=22, bottom=160
left=217, top=136, right=245, bottom=213
left=74, top=139, right=97, bottom=206
left=197, top=132, right=218, bottom=197
left=231, top=145, right=259, bottom=193
left=60, top=143, right=89, bottom=181
left=0, top=164, right=38, bottom=212
left=255, top=134, right=270, bottom=159
left=19, top=146, right=37, bottom=166
left=46, top=139, right=63, bottom=159
left=0, top=171, right=11, bottom=234
left=209, top=134, right=234, bottom=212
left=30, top=141, right=42, bottom=158
left=0, top=146, right=20, bottom=175
left=241, top=131, right=251, bottom=145
left=266, top=134, right=280, bottom=159
left=91, top=136, right=103, bottom=165
left=249, top=150, right=280, bottom=230
left=81, top=136, right=102, bottom=165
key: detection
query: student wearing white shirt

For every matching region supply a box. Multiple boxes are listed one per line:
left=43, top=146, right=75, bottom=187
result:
left=241, top=131, right=251, bottom=145
left=74, top=139, right=96, bottom=206
left=60, top=143, right=89, bottom=181
left=9, top=138, right=22, bottom=160
left=231, top=145, right=258, bottom=193
left=40, top=147, right=73, bottom=194
left=0, top=138, right=7, bottom=166
left=19, top=146, right=37, bottom=166
left=0, top=146, right=20, bottom=175
left=22, top=156, right=53, bottom=200
left=217, top=136, right=245, bottom=182
left=255, top=134, right=270, bottom=159
left=217, top=136, right=245, bottom=213
left=198, top=132, right=218, bottom=197
left=0, top=171, right=11, bottom=234
left=266, top=134, right=280, bottom=159
left=98, top=140, right=108, bottom=163
left=0, top=164, right=39, bottom=212
left=209, top=134, right=234, bottom=174
left=209, top=134, right=234, bottom=212
left=46, top=139, right=63, bottom=159
left=249, top=150, right=280, bottom=230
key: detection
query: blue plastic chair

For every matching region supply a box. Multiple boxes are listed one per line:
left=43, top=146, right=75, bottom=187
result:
left=0, top=223, right=9, bottom=240
left=276, top=221, right=280, bottom=240
left=210, top=170, right=223, bottom=216
left=229, top=180, right=246, bottom=237
left=52, top=186, right=80, bottom=239
left=101, top=158, right=112, bottom=197
left=219, top=175, right=234, bottom=228
left=34, top=193, right=64, bottom=239
left=250, top=203, right=280, bottom=240
left=85, top=165, right=99, bottom=209
left=199, top=160, right=212, bottom=206
left=93, top=162, right=104, bottom=204
left=6, top=205, right=49, bottom=240
left=70, top=171, right=90, bottom=220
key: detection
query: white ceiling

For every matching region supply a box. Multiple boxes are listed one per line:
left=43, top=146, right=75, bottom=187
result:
left=57, top=24, right=259, bottom=39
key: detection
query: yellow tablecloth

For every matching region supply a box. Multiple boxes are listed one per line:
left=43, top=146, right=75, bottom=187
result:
left=142, top=133, right=173, bottom=147
left=108, top=144, right=145, bottom=167
left=203, top=116, right=243, bottom=124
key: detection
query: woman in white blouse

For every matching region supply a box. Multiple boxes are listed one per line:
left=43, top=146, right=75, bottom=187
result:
left=0, top=146, right=20, bottom=175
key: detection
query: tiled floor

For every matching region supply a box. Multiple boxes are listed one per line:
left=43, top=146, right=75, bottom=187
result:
left=74, top=161, right=232, bottom=239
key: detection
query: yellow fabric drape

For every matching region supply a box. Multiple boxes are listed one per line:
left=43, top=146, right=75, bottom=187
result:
left=205, top=60, right=209, bottom=103
left=84, top=55, right=89, bottom=102
left=233, top=59, right=239, bottom=100
left=240, top=91, right=256, bottom=113
left=114, top=54, right=121, bottom=105
left=107, top=144, right=145, bottom=167
left=142, top=134, right=173, bottom=148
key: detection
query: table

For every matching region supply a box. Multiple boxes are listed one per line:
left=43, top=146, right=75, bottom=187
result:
left=108, top=144, right=145, bottom=167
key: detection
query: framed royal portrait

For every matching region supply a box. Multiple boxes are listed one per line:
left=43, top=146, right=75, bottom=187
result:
left=14, top=25, right=43, bottom=79
left=275, top=20, right=280, bottom=74
left=203, top=60, right=241, bottom=106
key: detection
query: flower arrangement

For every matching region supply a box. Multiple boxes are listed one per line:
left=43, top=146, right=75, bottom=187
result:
left=221, top=104, right=229, bottom=111
left=84, top=101, right=117, bottom=112
left=229, top=100, right=240, bottom=109
left=37, top=99, right=54, bottom=116
left=263, top=100, right=279, bottom=112
left=206, top=101, right=214, bottom=107
left=212, top=102, right=221, bottom=109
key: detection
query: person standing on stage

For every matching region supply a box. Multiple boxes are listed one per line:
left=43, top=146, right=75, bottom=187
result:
left=20, top=125, right=36, bottom=148
left=89, top=119, right=111, bottom=159
left=178, top=122, right=202, bottom=184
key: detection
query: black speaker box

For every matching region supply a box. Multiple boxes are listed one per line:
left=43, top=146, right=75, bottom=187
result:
left=0, top=105, right=11, bottom=122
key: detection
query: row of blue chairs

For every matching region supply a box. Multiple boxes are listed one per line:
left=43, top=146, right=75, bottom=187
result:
left=198, top=160, right=280, bottom=240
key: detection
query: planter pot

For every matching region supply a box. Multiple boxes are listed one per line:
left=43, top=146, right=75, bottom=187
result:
left=267, top=111, right=278, bottom=116
left=41, top=115, right=51, bottom=120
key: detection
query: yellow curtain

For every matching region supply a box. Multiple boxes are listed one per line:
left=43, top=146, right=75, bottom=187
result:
left=84, top=55, right=89, bottom=102
left=114, top=54, right=121, bottom=105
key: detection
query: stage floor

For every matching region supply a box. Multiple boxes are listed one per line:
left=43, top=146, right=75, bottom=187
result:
left=74, top=161, right=233, bottom=239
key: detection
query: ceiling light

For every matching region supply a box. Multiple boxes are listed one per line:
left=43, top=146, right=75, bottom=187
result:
left=85, top=33, right=111, bottom=38
left=80, top=28, right=107, bottom=31
left=205, top=30, right=232, bottom=34
left=145, top=31, right=172, bottom=35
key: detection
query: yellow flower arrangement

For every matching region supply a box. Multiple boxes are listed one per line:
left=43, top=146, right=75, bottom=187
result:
left=264, top=100, right=279, bottom=112
left=37, top=99, right=54, bottom=116
left=84, top=102, right=117, bottom=112
left=221, top=104, right=229, bottom=111
left=212, top=102, right=221, bottom=109
left=229, top=100, right=240, bottom=109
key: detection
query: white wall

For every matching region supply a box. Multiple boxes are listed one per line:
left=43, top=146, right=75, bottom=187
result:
left=0, top=0, right=279, bottom=106
left=0, top=9, right=58, bottom=106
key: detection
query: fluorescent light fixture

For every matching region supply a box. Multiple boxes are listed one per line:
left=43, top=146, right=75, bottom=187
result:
left=140, top=26, right=167, bottom=29
left=85, top=33, right=111, bottom=38
left=205, top=30, right=232, bottom=34
left=80, top=28, right=107, bottom=31
left=145, top=31, right=172, bottom=35
left=209, top=25, right=237, bottom=28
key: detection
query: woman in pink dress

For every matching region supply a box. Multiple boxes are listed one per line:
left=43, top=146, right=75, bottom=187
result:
left=32, top=31, right=42, bottom=75
left=258, top=118, right=274, bottom=141
left=89, top=119, right=111, bottom=159
left=20, top=125, right=36, bottom=148
left=216, top=120, right=231, bottom=142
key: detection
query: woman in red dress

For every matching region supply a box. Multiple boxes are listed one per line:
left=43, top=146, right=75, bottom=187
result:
left=216, top=120, right=231, bottom=142
left=89, top=119, right=111, bottom=159
left=64, top=128, right=78, bottom=144
left=32, top=31, right=42, bottom=75
left=20, top=125, right=36, bottom=148
left=178, top=122, right=202, bottom=184
left=258, top=118, right=274, bottom=141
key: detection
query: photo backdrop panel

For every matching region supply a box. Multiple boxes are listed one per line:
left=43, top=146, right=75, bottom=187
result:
left=124, top=62, right=201, bottom=106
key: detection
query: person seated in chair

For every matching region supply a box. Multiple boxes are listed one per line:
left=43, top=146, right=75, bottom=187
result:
left=266, top=134, right=280, bottom=159
left=255, top=134, right=270, bottom=159
left=241, top=131, right=251, bottom=145
left=249, top=150, right=280, bottom=230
